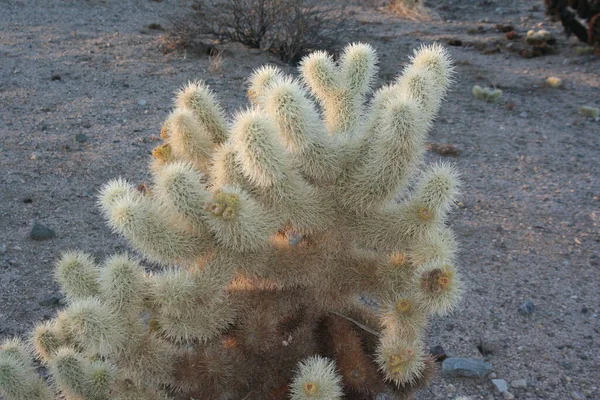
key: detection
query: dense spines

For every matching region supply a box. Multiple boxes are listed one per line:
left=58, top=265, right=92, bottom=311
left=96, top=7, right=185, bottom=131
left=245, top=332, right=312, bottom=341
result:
left=340, top=95, right=427, bottom=211
left=299, top=44, right=379, bottom=136
left=175, top=80, right=228, bottom=144
left=166, top=108, right=214, bottom=173
left=102, top=188, right=211, bottom=264
left=409, top=43, right=454, bottom=96
left=49, top=347, right=89, bottom=400
left=61, top=298, right=128, bottom=356
left=99, top=253, right=147, bottom=314
left=153, top=161, right=212, bottom=233
left=290, top=356, right=344, bottom=400
left=0, top=352, right=52, bottom=400
left=115, top=334, right=177, bottom=388
left=86, top=360, right=116, bottom=400
left=204, top=185, right=279, bottom=252
left=339, top=43, right=379, bottom=99
left=413, top=262, right=462, bottom=316
left=150, top=266, right=236, bottom=344
left=55, top=251, right=101, bottom=301
left=262, top=79, right=341, bottom=183
left=247, top=65, right=285, bottom=107
left=230, top=109, right=333, bottom=232
left=0, top=42, right=463, bottom=400
left=375, top=335, right=425, bottom=386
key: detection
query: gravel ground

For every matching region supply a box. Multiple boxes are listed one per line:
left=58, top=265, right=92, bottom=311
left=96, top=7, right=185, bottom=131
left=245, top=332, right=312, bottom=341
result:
left=1, top=1, right=599, bottom=399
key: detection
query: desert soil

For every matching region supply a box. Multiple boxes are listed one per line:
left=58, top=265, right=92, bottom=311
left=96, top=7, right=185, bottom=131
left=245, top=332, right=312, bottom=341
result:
left=1, top=0, right=599, bottom=399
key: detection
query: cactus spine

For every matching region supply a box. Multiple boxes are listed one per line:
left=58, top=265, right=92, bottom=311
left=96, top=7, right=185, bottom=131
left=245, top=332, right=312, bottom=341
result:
left=0, top=42, right=462, bottom=399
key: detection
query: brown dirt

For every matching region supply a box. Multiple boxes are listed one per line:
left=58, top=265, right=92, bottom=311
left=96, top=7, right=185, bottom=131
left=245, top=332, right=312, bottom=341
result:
left=1, top=1, right=599, bottom=399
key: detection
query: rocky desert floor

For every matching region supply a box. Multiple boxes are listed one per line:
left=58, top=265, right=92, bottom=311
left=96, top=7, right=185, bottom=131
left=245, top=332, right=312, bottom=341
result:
left=1, top=0, right=599, bottom=399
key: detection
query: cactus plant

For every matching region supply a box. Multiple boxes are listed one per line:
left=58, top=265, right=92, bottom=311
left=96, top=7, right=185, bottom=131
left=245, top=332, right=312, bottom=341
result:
left=0, top=42, right=462, bottom=400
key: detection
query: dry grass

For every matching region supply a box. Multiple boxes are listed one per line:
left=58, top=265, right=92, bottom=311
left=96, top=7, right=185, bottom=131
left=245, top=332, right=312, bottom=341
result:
left=208, top=51, right=224, bottom=73
left=388, top=0, right=436, bottom=21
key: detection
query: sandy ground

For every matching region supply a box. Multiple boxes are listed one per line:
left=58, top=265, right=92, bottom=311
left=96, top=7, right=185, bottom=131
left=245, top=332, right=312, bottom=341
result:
left=1, top=0, right=599, bottom=399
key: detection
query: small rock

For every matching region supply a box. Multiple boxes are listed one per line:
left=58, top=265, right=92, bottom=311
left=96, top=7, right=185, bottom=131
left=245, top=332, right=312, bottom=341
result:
left=146, top=23, right=164, bottom=31
left=38, top=295, right=64, bottom=307
left=511, top=379, right=527, bottom=389
left=519, top=111, right=528, bottom=118
left=561, top=361, right=573, bottom=370
left=137, top=99, right=147, bottom=106
left=477, top=340, right=499, bottom=356
left=442, top=357, right=493, bottom=378
left=581, top=306, right=588, bottom=314
left=30, top=221, right=56, bottom=240
left=571, top=391, right=585, bottom=400
left=495, top=24, right=514, bottom=32
left=430, top=345, right=448, bottom=362
left=75, top=133, right=88, bottom=143
left=503, top=392, right=515, bottom=400
left=518, top=299, right=535, bottom=315
left=0, top=244, right=6, bottom=254
left=29, top=151, right=42, bottom=160
left=492, top=379, right=508, bottom=393
left=489, top=372, right=497, bottom=379
left=51, top=73, right=61, bottom=81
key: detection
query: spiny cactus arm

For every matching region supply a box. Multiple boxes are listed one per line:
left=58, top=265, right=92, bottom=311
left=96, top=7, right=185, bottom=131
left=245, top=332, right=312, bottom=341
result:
left=407, top=225, right=458, bottom=267
left=0, top=350, right=53, bottom=400
left=300, top=44, right=378, bottom=135
left=354, top=163, right=460, bottom=250
left=230, top=109, right=289, bottom=189
left=340, top=95, right=428, bottom=211
left=412, top=162, right=461, bottom=215
left=55, top=251, right=101, bottom=301
left=0, top=339, right=33, bottom=368
left=99, top=253, right=148, bottom=315
left=378, top=292, right=428, bottom=341
left=375, top=334, right=426, bottom=387
left=412, top=262, right=462, bottom=316
left=407, top=43, right=454, bottom=98
left=150, top=264, right=237, bottom=344
left=156, top=159, right=279, bottom=252
left=247, top=65, right=286, bottom=107
left=339, top=43, right=379, bottom=100
left=115, top=334, right=178, bottom=388
left=290, top=356, right=344, bottom=400
left=61, top=298, right=128, bottom=356
left=49, top=348, right=116, bottom=400
left=230, top=110, right=334, bottom=232
left=99, top=180, right=212, bottom=264
left=153, top=161, right=212, bottom=233
left=204, top=185, right=280, bottom=252
left=262, top=78, right=341, bottom=183
left=31, top=321, right=64, bottom=362
left=211, top=142, right=253, bottom=189
left=85, top=360, right=116, bottom=400
left=49, top=347, right=90, bottom=400
left=175, top=80, right=228, bottom=144
left=165, top=108, right=215, bottom=173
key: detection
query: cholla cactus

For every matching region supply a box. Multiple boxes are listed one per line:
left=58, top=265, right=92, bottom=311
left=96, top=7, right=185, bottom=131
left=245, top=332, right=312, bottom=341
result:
left=0, top=43, right=462, bottom=400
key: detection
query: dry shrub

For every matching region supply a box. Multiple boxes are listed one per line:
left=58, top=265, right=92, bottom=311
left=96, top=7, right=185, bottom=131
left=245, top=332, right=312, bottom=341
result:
left=164, top=0, right=353, bottom=63
left=389, top=0, right=433, bottom=21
